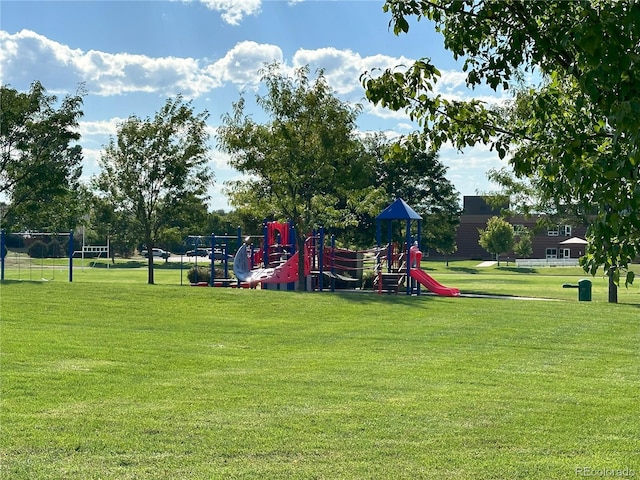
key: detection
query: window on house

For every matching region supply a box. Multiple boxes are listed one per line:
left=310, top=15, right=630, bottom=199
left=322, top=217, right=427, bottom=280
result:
left=546, top=248, right=557, bottom=259
left=548, top=225, right=572, bottom=237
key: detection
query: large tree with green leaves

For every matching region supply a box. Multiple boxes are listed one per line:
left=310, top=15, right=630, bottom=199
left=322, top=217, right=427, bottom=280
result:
left=362, top=0, right=640, bottom=300
left=342, top=132, right=460, bottom=252
left=94, top=96, right=213, bottom=284
left=217, top=63, right=366, bottom=290
left=0, top=81, right=85, bottom=230
left=381, top=134, right=461, bottom=254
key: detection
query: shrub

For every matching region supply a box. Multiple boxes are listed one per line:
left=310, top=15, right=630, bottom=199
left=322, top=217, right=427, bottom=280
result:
left=187, top=266, right=210, bottom=284
left=187, top=266, right=230, bottom=284
left=4, top=234, right=25, bottom=250
left=28, top=240, right=48, bottom=258
left=361, top=270, right=375, bottom=290
left=47, top=239, right=64, bottom=258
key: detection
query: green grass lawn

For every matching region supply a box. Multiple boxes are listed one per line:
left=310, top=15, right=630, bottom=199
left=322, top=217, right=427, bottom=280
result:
left=3, top=255, right=640, bottom=303
left=1, top=267, right=639, bottom=478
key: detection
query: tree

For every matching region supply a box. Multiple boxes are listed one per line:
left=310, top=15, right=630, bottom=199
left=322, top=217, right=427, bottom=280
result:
left=362, top=0, right=640, bottom=300
left=478, top=216, right=514, bottom=266
left=89, top=193, right=139, bottom=260
left=376, top=134, right=461, bottom=250
left=6, top=183, right=92, bottom=233
left=337, top=133, right=461, bottom=251
left=94, top=96, right=214, bottom=284
left=0, top=81, right=85, bottom=228
left=513, top=228, right=533, bottom=259
left=431, top=222, right=458, bottom=267
left=217, top=63, right=364, bottom=290
left=157, top=191, right=214, bottom=253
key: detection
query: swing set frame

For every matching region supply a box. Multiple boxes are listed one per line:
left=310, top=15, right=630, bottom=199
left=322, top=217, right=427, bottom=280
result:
left=0, top=230, right=74, bottom=282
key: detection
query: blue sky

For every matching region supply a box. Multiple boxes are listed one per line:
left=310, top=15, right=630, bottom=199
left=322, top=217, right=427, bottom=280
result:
left=0, top=0, right=509, bottom=210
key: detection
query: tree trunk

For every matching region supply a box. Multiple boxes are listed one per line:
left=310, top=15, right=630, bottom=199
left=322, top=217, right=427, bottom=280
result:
left=146, top=237, right=155, bottom=285
left=608, top=266, right=618, bottom=303
left=148, top=254, right=155, bottom=284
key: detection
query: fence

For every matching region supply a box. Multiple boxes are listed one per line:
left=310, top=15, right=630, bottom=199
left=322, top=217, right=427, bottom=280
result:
left=515, top=258, right=580, bottom=267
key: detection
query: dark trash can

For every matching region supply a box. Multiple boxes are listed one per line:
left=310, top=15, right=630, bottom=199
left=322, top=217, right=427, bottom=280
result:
left=578, top=279, right=592, bottom=302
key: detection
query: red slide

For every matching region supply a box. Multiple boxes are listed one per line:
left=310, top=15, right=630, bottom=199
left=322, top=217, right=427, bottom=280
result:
left=259, top=250, right=310, bottom=285
left=409, top=268, right=460, bottom=297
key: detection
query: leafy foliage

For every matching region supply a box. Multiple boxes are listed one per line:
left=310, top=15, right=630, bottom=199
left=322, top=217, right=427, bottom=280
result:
left=187, top=266, right=210, bottom=284
left=363, top=0, right=640, bottom=293
left=0, top=82, right=85, bottom=230
left=94, top=96, right=214, bottom=284
left=478, top=216, right=515, bottom=265
left=217, top=64, right=364, bottom=289
left=513, top=228, right=533, bottom=259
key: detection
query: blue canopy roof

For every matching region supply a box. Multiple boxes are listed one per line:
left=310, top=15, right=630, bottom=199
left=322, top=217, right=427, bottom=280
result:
left=376, top=198, right=422, bottom=220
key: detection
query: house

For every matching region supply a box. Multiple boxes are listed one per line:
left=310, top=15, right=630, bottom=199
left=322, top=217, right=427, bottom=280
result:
left=434, top=196, right=588, bottom=261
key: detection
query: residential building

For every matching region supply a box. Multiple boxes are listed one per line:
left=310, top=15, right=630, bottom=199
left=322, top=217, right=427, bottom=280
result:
left=432, top=196, right=588, bottom=261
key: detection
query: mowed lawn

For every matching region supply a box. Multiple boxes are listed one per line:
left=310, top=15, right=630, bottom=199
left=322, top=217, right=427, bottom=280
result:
left=1, top=274, right=639, bottom=479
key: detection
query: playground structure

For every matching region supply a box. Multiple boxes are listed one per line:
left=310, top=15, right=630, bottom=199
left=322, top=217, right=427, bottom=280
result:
left=229, top=199, right=460, bottom=296
left=0, top=199, right=460, bottom=296
left=232, top=222, right=358, bottom=292
left=183, top=232, right=241, bottom=287
left=375, top=198, right=460, bottom=297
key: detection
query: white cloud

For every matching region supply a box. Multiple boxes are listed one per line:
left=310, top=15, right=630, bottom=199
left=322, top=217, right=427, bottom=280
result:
left=293, top=48, right=364, bottom=95
left=0, top=29, right=81, bottom=88
left=290, top=48, right=508, bottom=122
left=208, top=147, right=233, bottom=171
left=196, top=0, right=262, bottom=25
left=81, top=148, right=103, bottom=172
left=361, top=102, right=411, bottom=121
left=0, top=29, right=504, bottom=118
left=396, top=122, right=415, bottom=131
left=79, top=118, right=127, bottom=138
left=0, top=30, right=219, bottom=97
left=437, top=142, right=509, bottom=198
left=206, top=41, right=283, bottom=88
left=292, top=48, right=416, bottom=98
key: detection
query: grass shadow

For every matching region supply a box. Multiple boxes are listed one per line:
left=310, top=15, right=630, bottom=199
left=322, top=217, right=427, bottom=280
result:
left=89, top=261, right=185, bottom=270
left=496, top=266, right=538, bottom=274
left=447, top=266, right=480, bottom=274
left=0, top=279, right=50, bottom=285
left=88, top=261, right=146, bottom=269
left=315, top=289, right=460, bottom=305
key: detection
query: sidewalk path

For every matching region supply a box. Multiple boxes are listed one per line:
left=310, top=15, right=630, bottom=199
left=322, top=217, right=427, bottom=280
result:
left=476, top=261, right=497, bottom=267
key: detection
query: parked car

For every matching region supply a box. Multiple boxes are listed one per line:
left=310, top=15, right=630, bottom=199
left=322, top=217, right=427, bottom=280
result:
left=186, top=248, right=210, bottom=257
left=141, top=248, right=170, bottom=259
left=211, top=248, right=233, bottom=261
